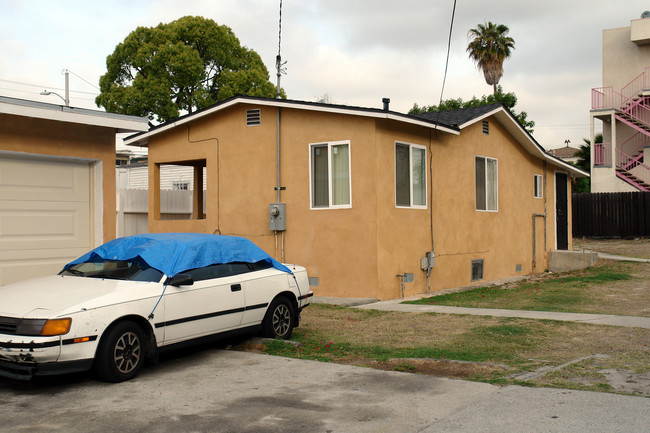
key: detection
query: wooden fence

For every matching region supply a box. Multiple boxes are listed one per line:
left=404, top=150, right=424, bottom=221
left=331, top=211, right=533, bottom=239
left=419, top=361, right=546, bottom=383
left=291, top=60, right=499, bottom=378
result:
left=572, top=192, right=650, bottom=237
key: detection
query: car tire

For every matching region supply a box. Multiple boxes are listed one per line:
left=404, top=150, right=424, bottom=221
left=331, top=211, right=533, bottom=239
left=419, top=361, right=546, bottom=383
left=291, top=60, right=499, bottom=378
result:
left=262, top=296, right=294, bottom=340
left=94, top=321, right=145, bottom=383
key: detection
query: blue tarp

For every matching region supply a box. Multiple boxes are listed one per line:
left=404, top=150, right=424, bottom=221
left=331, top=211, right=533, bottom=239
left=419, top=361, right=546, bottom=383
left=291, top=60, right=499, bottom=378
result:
left=65, top=233, right=292, bottom=277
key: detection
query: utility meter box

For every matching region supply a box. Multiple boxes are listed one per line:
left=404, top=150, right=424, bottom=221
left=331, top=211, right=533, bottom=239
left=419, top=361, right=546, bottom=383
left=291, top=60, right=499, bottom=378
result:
left=269, top=203, right=286, bottom=231
left=420, top=252, right=435, bottom=270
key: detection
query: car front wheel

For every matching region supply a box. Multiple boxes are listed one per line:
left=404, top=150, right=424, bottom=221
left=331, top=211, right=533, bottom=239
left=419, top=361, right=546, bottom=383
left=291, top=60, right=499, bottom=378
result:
left=94, top=321, right=145, bottom=382
left=262, top=296, right=294, bottom=340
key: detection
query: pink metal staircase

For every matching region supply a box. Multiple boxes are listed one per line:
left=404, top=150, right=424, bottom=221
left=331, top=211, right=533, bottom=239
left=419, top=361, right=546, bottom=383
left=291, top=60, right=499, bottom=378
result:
left=591, top=70, right=650, bottom=191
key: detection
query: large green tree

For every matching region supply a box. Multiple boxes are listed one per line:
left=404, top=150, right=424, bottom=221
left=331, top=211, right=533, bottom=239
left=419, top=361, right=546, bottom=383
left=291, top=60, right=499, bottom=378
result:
left=467, top=22, right=515, bottom=95
left=96, top=16, right=281, bottom=122
left=409, top=86, right=535, bottom=133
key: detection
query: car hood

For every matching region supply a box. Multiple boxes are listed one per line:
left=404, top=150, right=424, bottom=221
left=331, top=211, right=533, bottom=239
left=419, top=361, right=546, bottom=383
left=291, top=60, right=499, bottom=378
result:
left=0, top=275, right=157, bottom=319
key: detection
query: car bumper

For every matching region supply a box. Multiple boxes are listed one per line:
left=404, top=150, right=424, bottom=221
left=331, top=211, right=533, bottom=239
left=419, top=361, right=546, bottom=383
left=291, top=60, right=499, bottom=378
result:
left=0, top=357, right=93, bottom=380
left=0, top=333, right=97, bottom=380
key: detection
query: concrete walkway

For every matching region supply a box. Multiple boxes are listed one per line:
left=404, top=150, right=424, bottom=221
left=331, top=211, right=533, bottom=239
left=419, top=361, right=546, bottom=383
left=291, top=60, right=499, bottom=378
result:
left=311, top=297, right=650, bottom=329
left=354, top=301, right=650, bottom=329
left=596, top=252, right=650, bottom=263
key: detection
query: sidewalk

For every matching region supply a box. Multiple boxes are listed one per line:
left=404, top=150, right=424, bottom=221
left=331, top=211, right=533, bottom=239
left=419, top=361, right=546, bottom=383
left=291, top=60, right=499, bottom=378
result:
left=354, top=301, right=650, bottom=329
left=596, top=252, right=650, bottom=263
left=312, top=296, right=650, bottom=329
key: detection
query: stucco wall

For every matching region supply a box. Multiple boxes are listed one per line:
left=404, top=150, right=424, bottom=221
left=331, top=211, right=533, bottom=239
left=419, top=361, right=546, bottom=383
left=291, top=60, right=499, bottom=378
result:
left=0, top=113, right=117, bottom=243
left=147, top=105, right=381, bottom=297
left=376, top=119, right=558, bottom=298
left=603, top=24, right=650, bottom=89
left=145, top=105, right=570, bottom=299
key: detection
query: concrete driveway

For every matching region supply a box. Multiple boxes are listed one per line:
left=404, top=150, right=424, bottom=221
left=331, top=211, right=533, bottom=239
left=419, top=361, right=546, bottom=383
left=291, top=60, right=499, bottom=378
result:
left=1, top=348, right=648, bottom=433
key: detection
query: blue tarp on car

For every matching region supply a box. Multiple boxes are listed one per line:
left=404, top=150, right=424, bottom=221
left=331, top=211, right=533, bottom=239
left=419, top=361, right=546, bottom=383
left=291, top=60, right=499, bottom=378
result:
left=65, top=233, right=292, bottom=277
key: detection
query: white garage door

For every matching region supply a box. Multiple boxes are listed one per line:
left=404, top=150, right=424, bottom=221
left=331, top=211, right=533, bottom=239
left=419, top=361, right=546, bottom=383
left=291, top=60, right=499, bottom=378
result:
left=0, top=156, right=92, bottom=285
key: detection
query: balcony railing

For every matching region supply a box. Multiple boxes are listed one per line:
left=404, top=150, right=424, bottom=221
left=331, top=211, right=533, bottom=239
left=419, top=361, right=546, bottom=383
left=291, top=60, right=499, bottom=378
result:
left=594, top=142, right=611, bottom=166
left=591, top=87, right=623, bottom=110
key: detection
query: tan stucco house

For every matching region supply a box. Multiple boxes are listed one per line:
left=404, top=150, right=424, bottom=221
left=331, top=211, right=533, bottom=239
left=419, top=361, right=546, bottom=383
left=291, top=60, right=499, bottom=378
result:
left=0, top=96, right=148, bottom=284
left=124, top=95, right=587, bottom=300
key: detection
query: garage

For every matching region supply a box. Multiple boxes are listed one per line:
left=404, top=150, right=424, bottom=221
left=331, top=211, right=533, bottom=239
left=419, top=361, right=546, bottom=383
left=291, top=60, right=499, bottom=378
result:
left=0, top=155, right=93, bottom=285
left=0, top=96, right=149, bottom=286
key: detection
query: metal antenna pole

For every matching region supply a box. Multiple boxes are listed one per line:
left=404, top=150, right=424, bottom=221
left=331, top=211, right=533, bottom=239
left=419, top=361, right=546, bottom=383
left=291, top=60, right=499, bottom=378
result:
left=63, top=69, right=70, bottom=106
left=276, top=0, right=286, bottom=98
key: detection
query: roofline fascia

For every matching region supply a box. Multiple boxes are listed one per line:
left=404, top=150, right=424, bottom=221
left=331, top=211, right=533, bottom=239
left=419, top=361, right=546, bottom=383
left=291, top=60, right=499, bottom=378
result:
left=458, top=105, right=589, bottom=178
left=124, top=96, right=459, bottom=147
left=0, top=99, right=149, bottom=133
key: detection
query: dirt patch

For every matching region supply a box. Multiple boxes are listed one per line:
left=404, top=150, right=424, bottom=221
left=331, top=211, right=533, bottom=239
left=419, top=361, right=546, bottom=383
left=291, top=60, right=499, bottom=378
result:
left=599, top=369, right=650, bottom=397
left=574, top=237, right=650, bottom=259
left=369, top=358, right=511, bottom=379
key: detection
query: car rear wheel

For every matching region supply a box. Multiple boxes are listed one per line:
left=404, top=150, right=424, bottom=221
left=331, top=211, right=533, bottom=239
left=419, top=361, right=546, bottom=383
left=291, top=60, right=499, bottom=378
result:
left=262, top=296, right=294, bottom=340
left=95, top=321, right=145, bottom=382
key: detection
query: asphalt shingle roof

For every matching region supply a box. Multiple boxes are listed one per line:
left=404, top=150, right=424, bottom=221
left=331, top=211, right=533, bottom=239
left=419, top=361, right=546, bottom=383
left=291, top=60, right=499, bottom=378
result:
left=412, top=103, right=503, bottom=128
left=548, top=146, right=580, bottom=158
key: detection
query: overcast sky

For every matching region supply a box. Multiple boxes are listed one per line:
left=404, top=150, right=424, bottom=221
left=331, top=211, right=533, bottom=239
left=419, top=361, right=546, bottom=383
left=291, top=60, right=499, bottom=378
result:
left=2, top=0, right=649, bottom=149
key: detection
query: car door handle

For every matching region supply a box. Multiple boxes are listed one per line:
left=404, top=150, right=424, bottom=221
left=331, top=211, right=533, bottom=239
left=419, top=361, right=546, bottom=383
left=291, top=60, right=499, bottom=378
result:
left=231, top=284, right=242, bottom=292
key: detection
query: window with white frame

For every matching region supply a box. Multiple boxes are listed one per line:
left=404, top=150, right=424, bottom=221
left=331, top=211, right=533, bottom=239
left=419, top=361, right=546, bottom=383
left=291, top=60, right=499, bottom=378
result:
left=310, top=141, right=351, bottom=209
left=395, top=142, right=427, bottom=208
left=475, top=156, right=498, bottom=211
left=534, top=174, right=543, bottom=198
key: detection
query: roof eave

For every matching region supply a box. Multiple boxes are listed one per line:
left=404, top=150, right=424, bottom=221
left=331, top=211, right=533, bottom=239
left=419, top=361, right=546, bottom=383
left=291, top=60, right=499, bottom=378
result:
left=123, top=96, right=459, bottom=147
left=459, top=106, right=589, bottom=178
left=0, top=96, right=149, bottom=133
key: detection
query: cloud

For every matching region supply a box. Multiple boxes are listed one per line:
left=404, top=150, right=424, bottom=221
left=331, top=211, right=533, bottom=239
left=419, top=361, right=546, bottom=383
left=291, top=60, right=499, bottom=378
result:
left=2, top=0, right=650, bottom=149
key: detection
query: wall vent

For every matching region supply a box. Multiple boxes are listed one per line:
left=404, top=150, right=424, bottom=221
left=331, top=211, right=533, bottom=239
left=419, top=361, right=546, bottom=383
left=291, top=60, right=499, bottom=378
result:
left=246, top=109, right=261, bottom=126
left=471, top=259, right=484, bottom=281
left=482, top=120, right=489, bottom=135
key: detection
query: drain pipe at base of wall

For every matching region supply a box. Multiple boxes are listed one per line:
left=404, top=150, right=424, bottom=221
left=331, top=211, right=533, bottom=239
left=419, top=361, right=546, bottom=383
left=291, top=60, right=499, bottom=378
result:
left=532, top=213, right=547, bottom=270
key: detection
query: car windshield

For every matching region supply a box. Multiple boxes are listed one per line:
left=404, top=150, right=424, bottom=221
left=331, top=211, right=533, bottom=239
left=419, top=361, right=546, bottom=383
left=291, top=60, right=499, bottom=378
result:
left=59, top=257, right=164, bottom=282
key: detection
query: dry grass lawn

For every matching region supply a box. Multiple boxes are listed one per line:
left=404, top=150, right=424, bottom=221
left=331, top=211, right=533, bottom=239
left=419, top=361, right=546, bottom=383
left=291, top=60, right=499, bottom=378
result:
left=239, top=238, right=650, bottom=396
left=574, top=237, right=650, bottom=259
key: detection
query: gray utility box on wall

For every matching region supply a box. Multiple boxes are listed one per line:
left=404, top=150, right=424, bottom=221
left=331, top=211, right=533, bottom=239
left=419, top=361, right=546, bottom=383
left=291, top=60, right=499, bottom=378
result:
left=269, top=203, right=286, bottom=231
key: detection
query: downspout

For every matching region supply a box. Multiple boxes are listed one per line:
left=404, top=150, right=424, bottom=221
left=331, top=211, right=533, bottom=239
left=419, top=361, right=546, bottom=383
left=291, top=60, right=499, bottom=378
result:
left=275, top=107, right=285, bottom=262
left=532, top=161, right=548, bottom=271
left=426, top=128, right=435, bottom=293
left=544, top=161, right=548, bottom=254
left=277, top=107, right=282, bottom=203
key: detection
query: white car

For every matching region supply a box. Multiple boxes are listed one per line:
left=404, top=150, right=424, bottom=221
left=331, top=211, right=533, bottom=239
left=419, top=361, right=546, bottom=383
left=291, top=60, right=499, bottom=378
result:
left=0, top=233, right=312, bottom=382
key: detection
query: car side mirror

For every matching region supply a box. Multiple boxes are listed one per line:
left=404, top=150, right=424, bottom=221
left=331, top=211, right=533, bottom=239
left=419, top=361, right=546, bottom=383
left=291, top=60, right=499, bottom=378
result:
left=168, top=273, right=194, bottom=287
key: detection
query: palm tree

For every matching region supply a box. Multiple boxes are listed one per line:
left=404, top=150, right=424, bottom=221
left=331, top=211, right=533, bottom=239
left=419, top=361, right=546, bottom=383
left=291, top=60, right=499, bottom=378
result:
left=576, top=133, right=602, bottom=172
left=572, top=133, right=602, bottom=193
left=467, top=22, right=515, bottom=94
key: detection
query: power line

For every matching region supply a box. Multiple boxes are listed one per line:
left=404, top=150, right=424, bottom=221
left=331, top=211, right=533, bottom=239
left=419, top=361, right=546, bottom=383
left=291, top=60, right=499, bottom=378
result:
left=66, top=69, right=100, bottom=90
left=0, top=78, right=98, bottom=96
left=435, top=0, right=457, bottom=120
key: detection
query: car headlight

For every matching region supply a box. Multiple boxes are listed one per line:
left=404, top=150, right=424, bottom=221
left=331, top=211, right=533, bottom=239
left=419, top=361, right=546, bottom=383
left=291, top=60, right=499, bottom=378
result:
left=16, top=318, right=72, bottom=336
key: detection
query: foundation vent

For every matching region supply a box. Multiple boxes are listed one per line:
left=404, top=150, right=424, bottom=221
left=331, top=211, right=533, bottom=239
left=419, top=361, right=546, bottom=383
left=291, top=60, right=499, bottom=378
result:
left=471, top=259, right=484, bottom=281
